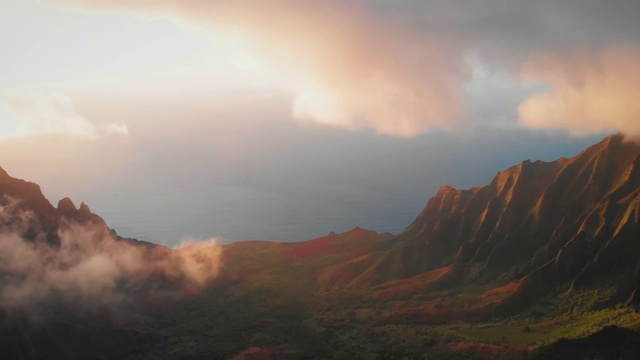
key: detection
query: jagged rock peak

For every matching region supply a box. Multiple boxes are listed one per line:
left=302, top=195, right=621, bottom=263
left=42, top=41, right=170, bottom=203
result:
left=520, top=159, right=543, bottom=166
left=377, top=133, right=640, bottom=290
left=57, top=197, right=77, bottom=212
left=347, top=226, right=369, bottom=235
left=590, top=133, right=631, bottom=152
left=437, top=185, right=457, bottom=194
left=79, top=202, right=92, bottom=215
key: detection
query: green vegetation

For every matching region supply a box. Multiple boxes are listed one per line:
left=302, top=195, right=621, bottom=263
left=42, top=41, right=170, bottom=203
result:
left=5, top=135, right=640, bottom=359
left=122, top=236, right=640, bottom=359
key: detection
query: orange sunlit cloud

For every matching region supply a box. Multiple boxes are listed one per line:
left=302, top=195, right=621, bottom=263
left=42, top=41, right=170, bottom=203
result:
left=56, top=0, right=466, bottom=137
left=518, top=47, right=640, bottom=135
left=5, top=0, right=639, bottom=141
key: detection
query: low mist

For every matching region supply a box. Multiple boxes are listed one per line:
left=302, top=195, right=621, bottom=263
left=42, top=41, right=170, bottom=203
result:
left=0, top=196, right=221, bottom=319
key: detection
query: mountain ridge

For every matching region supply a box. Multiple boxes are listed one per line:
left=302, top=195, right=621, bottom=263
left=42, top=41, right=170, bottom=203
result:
left=2, top=134, right=640, bottom=359
left=356, top=135, right=640, bottom=290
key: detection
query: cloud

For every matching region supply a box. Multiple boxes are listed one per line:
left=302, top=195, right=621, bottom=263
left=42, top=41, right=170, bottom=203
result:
left=374, top=1, right=640, bottom=58
left=0, top=196, right=221, bottom=317
left=55, top=0, right=466, bottom=137
left=2, top=87, right=128, bottom=139
left=518, top=47, right=640, bottom=135
left=172, top=237, right=222, bottom=286
left=19, top=0, right=640, bottom=140
left=48, top=0, right=640, bottom=138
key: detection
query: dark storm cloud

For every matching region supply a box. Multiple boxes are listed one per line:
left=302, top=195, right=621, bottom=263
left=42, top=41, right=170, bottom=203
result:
left=374, top=0, right=640, bottom=53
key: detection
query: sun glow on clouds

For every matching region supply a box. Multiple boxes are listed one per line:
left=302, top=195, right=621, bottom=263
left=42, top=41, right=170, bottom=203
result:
left=4, top=0, right=639, bottom=146
left=56, top=0, right=465, bottom=137
left=518, top=47, right=640, bottom=135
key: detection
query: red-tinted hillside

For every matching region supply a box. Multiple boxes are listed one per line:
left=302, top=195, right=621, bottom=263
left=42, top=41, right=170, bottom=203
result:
left=344, top=134, right=640, bottom=309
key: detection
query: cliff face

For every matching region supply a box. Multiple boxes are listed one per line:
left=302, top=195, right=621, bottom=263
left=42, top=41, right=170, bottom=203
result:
left=368, top=134, right=640, bottom=302
left=1, top=135, right=640, bottom=359
left=0, top=168, right=109, bottom=247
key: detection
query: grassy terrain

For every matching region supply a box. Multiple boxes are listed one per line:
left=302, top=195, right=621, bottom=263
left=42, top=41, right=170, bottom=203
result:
left=119, top=232, right=640, bottom=360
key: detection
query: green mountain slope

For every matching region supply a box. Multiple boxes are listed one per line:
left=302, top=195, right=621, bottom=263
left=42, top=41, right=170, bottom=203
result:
left=2, top=134, right=640, bottom=359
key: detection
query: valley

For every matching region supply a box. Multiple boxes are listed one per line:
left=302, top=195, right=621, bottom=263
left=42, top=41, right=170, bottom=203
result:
left=2, top=134, right=640, bottom=359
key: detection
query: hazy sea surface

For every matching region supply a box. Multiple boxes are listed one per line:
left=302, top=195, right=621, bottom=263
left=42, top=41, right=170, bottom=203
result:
left=42, top=131, right=603, bottom=247
left=96, top=182, right=423, bottom=246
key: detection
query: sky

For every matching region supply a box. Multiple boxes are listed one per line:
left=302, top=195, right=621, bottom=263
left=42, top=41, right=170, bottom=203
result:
left=0, top=0, right=637, bottom=245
